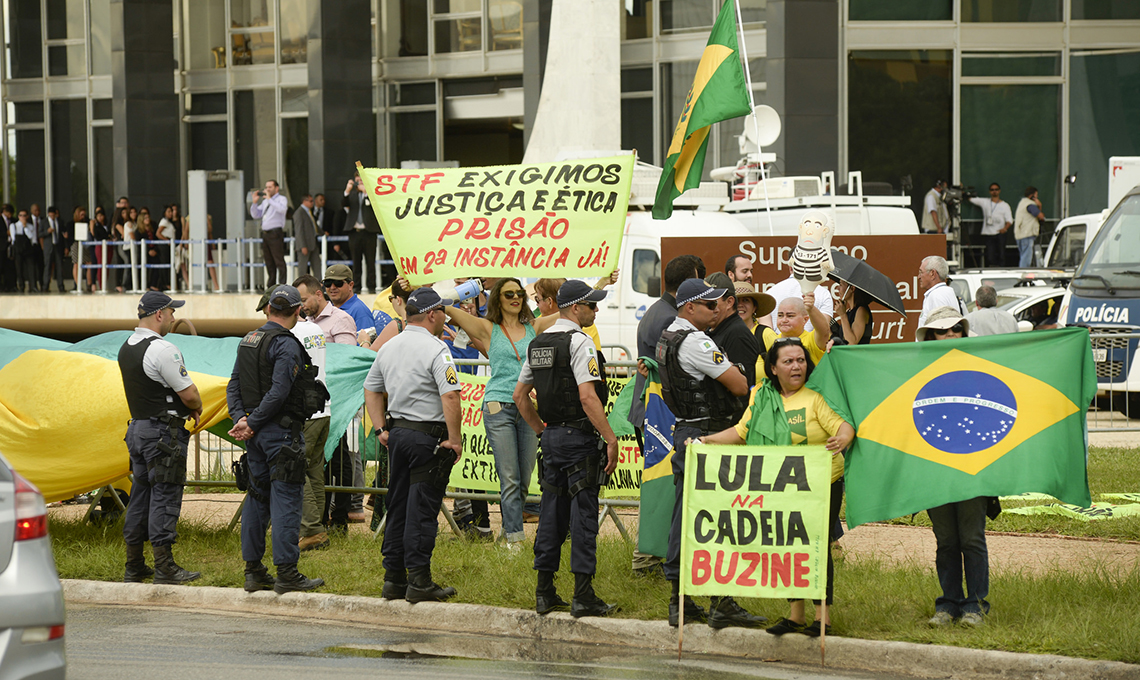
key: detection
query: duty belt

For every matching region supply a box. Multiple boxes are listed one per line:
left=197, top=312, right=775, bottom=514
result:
left=151, top=414, right=187, bottom=429
left=675, top=417, right=733, bottom=436
left=391, top=418, right=448, bottom=440
left=549, top=418, right=596, bottom=434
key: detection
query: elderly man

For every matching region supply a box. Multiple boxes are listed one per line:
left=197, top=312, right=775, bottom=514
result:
left=916, top=255, right=963, bottom=332
left=965, top=286, right=1018, bottom=336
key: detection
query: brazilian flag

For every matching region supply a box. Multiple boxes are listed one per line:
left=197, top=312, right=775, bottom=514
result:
left=651, top=0, right=753, bottom=220
left=807, top=328, right=1097, bottom=528
left=638, top=359, right=677, bottom=557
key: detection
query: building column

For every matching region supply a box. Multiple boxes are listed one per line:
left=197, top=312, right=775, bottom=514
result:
left=522, top=0, right=553, bottom=149
left=308, top=0, right=374, bottom=194
left=766, top=0, right=839, bottom=176
left=111, top=0, right=179, bottom=210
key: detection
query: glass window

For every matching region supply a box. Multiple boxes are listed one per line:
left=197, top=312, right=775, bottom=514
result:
left=7, top=128, right=46, bottom=210
left=621, top=67, right=653, bottom=93
left=737, top=0, right=765, bottom=24
left=1072, top=0, right=1140, bottom=19
left=849, top=0, right=951, bottom=20
left=231, top=0, right=273, bottom=28
left=631, top=248, right=661, bottom=296
left=434, top=0, right=481, bottom=12
left=392, top=111, right=437, bottom=165
left=1077, top=195, right=1140, bottom=292
left=962, top=0, right=1061, bottom=22
left=962, top=52, right=1061, bottom=77
left=50, top=99, right=89, bottom=218
left=93, top=126, right=113, bottom=217
left=279, top=0, right=308, bottom=64
left=622, top=97, right=654, bottom=164
left=281, top=87, right=308, bottom=114
left=434, top=18, right=482, bottom=53
left=48, top=44, right=86, bottom=76
left=186, top=92, right=228, bottom=116
left=6, top=0, right=42, bottom=78
left=848, top=50, right=952, bottom=219
left=184, top=0, right=227, bottom=70
left=233, top=90, right=279, bottom=189
left=90, top=0, right=111, bottom=75
left=661, top=0, right=715, bottom=33
left=13, top=102, right=45, bottom=123
left=389, top=82, right=436, bottom=106
left=623, top=0, right=651, bottom=40
left=92, top=99, right=112, bottom=119
left=282, top=117, right=309, bottom=203
left=188, top=121, right=230, bottom=238
left=1047, top=224, right=1086, bottom=268
left=399, top=0, right=429, bottom=56
left=488, top=0, right=523, bottom=51
left=46, top=0, right=85, bottom=39
left=1069, top=51, right=1140, bottom=216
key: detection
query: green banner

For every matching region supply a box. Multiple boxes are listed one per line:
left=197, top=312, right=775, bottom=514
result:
left=1004, top=502, right=1140, bottom=521
left=357, top=156, right=635, bottom=286
left=681, top=444, right=830, bottom=600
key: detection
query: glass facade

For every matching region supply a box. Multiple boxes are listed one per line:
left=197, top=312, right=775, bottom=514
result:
left=962, top=0, right=1061, bottom=22
left=1069, top=51, right=1140, bottom=215
left=849, top=0, right=952, bottom=21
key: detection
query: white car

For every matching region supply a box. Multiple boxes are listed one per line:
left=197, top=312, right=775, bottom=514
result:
left=0, top=453, right=66, bottom=679
left=967, top=286, right=1067, bottom=331
left=949, top=269, right=1069, bottom=307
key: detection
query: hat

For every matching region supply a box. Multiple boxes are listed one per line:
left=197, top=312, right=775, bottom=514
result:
left=255, top=284, right=285, bottom=312
left=675, top=278, right=727, bottom=308
left=323, top=263, right=353, bottom=282
left=267, top=285, right=303, bottom=311
left=705, top=272, right=735, bottom=293
left=734, top=283, right=776, bottom=318
left=137, top=291, right=185, bottom=318
left=916, top=305, right=971, bottom=341
left=556, top=280, right=607, bottom=308
left=406, top=287, right=453, bottom=315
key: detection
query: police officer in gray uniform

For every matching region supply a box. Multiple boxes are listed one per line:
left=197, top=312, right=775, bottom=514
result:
left=514, top=280, right=619, bottom=618
left=118, top=291, right=203, bottom=584
left=364, top=287, right=463, bottom=603
left=227, top=285, right=326, bottom=594
left=658, top=278, right=765, bottom=629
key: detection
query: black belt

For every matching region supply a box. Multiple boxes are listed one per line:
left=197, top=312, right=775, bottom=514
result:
left=549, top=418, right=595, bottom=434
left=676, top=418, right=733, bottom=436
left=391, top=418, right=447, bottom=439
left=151, top=414, right=187, bottom=429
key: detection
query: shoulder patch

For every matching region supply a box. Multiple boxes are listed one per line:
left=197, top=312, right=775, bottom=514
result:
left=712, top=351, right=725, bottom=365
left=586, top=345, right=596, bottom=356
left=587, top=357, right=600, bottom=377
left=445, top=365, right=458, bottom=385
left=698, top=339, right=714, bottom=352
left=441, top=352, right=454, bottom=364
left=240, top=330, right=264, bottom=348
left=179, top=365, right=189, bottom=377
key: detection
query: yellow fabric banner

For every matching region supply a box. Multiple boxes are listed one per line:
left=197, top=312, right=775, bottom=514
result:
left=357, top=155, right=636, bottom=286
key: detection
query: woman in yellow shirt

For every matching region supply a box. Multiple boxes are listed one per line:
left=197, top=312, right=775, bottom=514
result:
left=703, top=336, right=854, bottom=637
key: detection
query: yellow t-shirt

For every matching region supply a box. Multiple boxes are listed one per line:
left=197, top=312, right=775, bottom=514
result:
left=536, top=309, right=602, bottom=352
left=733, top=384, right=846, bottom=483
left=755, top=328, right=826, bottom=382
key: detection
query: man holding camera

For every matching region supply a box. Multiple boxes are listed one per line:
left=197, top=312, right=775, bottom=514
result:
left=250, top=180, right=289, bottom=288
left=923, top=180, right=949, bottom=235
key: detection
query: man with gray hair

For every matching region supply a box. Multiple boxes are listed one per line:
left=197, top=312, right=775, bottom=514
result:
left=916, top=255, right=963, bottom=335
left=966, top=285, right=1018, bottom=336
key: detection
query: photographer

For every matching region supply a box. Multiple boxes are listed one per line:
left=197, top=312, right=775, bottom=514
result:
left=250, top=180, right=289, bottom=288
left=969, top=183, right=1013, bottom=267
left=922, top=180, right=949, bottom=235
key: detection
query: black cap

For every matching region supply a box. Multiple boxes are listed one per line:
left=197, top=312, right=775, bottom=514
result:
left=675, top=278, right=727, bottom=308
left=406, top=287, right=453, bottom=315
left=556, top=280, right=607, bottom=308
left=255, top=284, right=285, bottom=312
left=267, top=285, right=302, bottom=311
left=137, top=291, right=185, bottom=318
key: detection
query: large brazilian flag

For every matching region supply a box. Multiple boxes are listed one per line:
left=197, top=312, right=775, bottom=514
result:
left=807, top=328, right=1097, bottom=528
left=651, top=0, right=752, bottom=220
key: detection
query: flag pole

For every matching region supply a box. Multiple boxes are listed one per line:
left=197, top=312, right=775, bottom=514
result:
left=820, top=601, right=827, bottom=666
left=732, top=0, right=774, bottom=237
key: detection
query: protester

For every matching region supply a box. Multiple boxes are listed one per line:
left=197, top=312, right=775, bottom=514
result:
left=369, top=277, right=412, bottom=350
left=832, top=281, right=874, bottom=345
left=703, top=336, right=855, bottom=636
left=916, top=306, right=990, bottom=627
left=321, top=263, right=369, bottom=334
left=734, top=282, right=775, bottom=340
left=755, top=296, right=830, bottom=376
left=762, top=272, right=833, bottom=331
left=916, top=255, right=963, bottom=331
left=966, top=286, right=1018, bottom=336
left=705, top=272, right=761, bottom=387
left=294, top=274, right=357, bottom=346
left=532, top=273, right=619, bottom=352
left=724, top=255, right=752, bottom=283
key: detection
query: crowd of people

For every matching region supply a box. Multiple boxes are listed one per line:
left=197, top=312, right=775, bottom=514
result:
left=114, top=245, right=1010, bottom=634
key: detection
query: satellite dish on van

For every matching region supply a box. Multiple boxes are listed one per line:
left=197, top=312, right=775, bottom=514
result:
left=743, top=105, right=781, bottom=149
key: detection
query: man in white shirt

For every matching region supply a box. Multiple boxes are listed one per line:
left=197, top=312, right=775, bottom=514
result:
left=250, top=179, right=289, bottom=287
left=969, top=183, right=1013, bottom=268
left=762, top=272, right=834, bottom=332
left=922, top=180, right=949, bottom=234
left=916, top=255, right=963, bottom=338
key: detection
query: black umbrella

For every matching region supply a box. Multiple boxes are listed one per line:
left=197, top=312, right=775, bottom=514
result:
left=827, top=249, right=906, bottom=317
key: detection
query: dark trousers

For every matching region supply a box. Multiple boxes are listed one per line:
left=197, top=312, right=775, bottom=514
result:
left=533, top=426, right=602, bottom=575
left=241, top=422, right=304, bottom=566
left=122, top=419, right=188, bottom=547
left=929, top=496, right=990, bottom=616
left=664, top=425, right=702, bottom=582
left=42, top=241, right=65, bottom=291
left=383, top=428, right=445, bottom=572
left=297, top=243, right=322, bottom=276
left=788, top=479, right=844, bottom=606
left=12, top=239, right=34, bottom=291
left=261, top=228, right=286, bottom=287
left=983, top=234, right=1005, bottom=267
left=323, top=435, right=353, bottom=527
left=349, top=230, right=377, bottom=293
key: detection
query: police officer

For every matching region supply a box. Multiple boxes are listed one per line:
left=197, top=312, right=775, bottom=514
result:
left=227, top=285, right=326, bottom=594
left=514, top=279, right=618, bottom=618
left=364, top=287, right=462, bottom=603
left=658, top=278, right=765, bottom=629
left=118, top=291, right=202, bottom=584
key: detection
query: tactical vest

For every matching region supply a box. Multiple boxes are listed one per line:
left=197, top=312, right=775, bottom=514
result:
left=118, top=336, right=192, bottom=420
left=528, top=331, right=607, bottom=426
left=237, top=325, right=329, bottom=424
left=655, top=328, right=739, bottom=427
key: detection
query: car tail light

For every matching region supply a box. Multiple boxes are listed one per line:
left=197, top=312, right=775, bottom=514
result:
left=14, top=471, right=48, bottom=541
left=21, top=625, right=64, bottom=643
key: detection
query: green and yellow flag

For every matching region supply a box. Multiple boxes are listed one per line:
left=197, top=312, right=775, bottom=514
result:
left=807, top=328, right=1097, bottom=528
left=652, top=0, right=752, bottom=220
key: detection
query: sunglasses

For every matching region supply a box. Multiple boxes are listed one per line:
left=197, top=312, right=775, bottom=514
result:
left=933, top=323, right=965, bottom=336
left=576, top=301, right=597, bottom=310
left=696, top=300, right=718, bottom=311
left=772, top=336, right=804, bottom=348
left=323, top=279, right=349, bottom=288
left=500, top=290, right=524, bottom=300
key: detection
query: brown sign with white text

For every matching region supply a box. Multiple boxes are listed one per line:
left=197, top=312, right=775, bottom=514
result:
left=661, top=235, right=948, bottom=343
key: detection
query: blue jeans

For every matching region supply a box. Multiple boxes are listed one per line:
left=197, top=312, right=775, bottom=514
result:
left=1017, top=237, right=1035, bottom=267
left=483, top=401, right=539, bottom=542
left=928, top=497, right=990, bottom=617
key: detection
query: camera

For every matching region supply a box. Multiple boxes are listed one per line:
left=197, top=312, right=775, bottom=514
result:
left=942, top=184, right=976, bottom=217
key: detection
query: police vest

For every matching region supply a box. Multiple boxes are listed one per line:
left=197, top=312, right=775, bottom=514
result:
left=237, top=326, right=329, bottom=424
left=117, top=336, right=192, bottom=420
left=527, top=331, right=607, bottom=426
left=655, top=328, right=739, bottom=427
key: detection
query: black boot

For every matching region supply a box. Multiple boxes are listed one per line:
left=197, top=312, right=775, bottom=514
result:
left=244, top=561, right=275, bottom=592
left=536, top=570, right=569, bottom=615
left=273, top=563, right=324, bottom=594
left=152, top=544, right=201, bottom=585
left=123, top=543, right=153, bottom=583
left=667, top=579, right=708, bottom=627
left=570, top=573, right=616, bottom=618
left=406, top=566, right=456, bottom=603
left=382, top=568, right=408, bottom=600
left=707, top=596, right=768, bottom=629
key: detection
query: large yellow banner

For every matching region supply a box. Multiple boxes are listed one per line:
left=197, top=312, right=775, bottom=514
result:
left=357, top=155, right=635, bottom=286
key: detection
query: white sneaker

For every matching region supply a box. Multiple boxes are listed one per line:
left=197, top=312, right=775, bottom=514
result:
left=927, top=611, right=954, bottom=627
left=961, top=612, right=985, bottom=627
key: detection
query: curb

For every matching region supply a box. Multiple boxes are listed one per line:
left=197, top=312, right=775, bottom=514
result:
left=63, top=580, right=1138, bottom=680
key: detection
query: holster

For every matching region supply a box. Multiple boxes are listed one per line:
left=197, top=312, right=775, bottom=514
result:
left=566, top=439, right=608, bottom=497
left=409, top=444, right=455, bottom=491
left=150, top=430, right=187, bottom=485
left=234, top=452, right=270, bottom=504
left=271, top=425, right=307, bottom=484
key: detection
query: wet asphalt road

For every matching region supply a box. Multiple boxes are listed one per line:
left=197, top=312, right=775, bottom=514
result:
left=64, top=603, right=914, bottom=680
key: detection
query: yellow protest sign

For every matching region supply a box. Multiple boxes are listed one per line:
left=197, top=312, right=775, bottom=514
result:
left=357, top=155, right=635, bottom=286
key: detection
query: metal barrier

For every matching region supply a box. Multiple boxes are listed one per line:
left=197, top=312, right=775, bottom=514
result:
left=1087, top=330, right=1140, bottom=432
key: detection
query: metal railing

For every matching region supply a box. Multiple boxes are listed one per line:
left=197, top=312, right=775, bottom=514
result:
left=1087, top=330, right=1140, bottom=432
